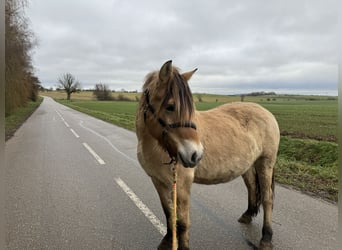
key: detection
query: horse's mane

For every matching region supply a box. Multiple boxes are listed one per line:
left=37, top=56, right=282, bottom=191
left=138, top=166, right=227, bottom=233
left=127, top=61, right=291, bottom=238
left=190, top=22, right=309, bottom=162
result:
left=143, top=67, right=194, bottom=123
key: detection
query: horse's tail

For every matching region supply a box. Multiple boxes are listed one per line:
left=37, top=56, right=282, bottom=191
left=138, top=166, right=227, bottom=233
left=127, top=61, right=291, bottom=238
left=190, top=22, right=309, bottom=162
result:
left=254, top=166, right=275, bottom=215
left=253, top=170, right=262, bottom=217
left=271, top=168, right=275, bottom=209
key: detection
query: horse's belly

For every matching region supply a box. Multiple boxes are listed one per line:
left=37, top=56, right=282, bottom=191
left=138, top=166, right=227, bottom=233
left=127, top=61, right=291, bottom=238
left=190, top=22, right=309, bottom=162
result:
left=193, top=159, right=252, bottom=184
left=194, top=169, right=244, bottom=184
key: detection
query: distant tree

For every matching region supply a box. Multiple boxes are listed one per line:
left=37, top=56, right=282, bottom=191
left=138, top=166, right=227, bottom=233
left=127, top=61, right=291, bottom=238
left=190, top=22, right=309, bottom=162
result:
left=93, top=83, right=112, bottom=100
left=57, top=73, right=81, bottom=100
left=197, top=94, right=203, bottom=102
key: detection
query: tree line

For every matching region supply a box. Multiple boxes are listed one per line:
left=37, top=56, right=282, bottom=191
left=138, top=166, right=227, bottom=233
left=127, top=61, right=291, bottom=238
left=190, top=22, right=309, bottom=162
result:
left=56, top=74, right=134, bottom=101
left=5, top=0, right=39, bottom=116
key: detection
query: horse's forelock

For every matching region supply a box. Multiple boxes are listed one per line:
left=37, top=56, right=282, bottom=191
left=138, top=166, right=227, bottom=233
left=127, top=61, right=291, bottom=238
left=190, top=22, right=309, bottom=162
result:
left=162, top=71, right=194, bottom=122
left=143, top=68, right=194, bottom=122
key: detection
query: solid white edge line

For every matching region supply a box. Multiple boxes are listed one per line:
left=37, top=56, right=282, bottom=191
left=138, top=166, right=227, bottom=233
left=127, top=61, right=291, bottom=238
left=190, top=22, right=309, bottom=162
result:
left=70, top=128, right=80, bottom=138
left=82, top=142, right=105, bottom=165
left=115, top=177, right=166, bottom=236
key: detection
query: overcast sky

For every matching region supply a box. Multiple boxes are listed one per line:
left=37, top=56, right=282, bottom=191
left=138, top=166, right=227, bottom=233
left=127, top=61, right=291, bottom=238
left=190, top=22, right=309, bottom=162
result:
left=27, top=0, right=338, bottom=95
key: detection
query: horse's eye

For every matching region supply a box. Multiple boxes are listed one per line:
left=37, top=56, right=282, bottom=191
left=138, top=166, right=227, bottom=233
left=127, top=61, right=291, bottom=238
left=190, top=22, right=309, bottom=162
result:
left=166, top=104, right=175, bottom=112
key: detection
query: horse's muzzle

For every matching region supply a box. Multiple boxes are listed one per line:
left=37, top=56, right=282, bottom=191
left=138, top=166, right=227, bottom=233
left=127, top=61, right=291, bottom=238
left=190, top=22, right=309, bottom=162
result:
left=178, top=152, right=202, bottom=168
left=177, top=141, right=203, bottom=168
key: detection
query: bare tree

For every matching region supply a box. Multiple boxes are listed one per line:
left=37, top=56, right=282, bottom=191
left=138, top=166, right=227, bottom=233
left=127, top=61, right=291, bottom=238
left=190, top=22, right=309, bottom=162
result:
left=57, top=73, right=81, bottom=100
left=93, top=83, right=112, bottom=100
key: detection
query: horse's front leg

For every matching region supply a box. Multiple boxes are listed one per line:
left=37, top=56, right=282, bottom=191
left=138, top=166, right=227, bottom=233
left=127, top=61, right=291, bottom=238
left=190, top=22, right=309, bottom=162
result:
left=176, top=168, right=193, bottom=250
left=151, top=176, right=173, bottom=249
left=151, top=168, right=193, bottom=250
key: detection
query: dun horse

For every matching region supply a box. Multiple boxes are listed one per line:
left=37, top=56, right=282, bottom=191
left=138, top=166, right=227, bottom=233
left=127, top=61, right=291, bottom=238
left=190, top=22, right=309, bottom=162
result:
left=136, top=60, right=280, bottom=250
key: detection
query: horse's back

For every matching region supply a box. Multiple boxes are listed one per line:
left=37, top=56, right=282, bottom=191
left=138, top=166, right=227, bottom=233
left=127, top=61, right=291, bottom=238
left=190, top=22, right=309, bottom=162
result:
left=198, top=102, right=279, bottom=137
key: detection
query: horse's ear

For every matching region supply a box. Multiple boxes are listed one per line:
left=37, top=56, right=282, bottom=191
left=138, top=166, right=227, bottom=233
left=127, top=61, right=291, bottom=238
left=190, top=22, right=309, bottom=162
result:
left=159, top=60, right=173, bottom=83
left=182, top=68, right=198, bottom=81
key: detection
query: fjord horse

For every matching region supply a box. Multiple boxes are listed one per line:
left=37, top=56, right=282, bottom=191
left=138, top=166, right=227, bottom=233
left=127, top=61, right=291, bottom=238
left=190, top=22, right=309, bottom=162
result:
left=136, top=60, right=280, bottom=250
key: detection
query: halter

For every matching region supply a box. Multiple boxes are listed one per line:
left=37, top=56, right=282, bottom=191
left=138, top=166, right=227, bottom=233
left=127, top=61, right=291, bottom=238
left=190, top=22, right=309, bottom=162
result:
left=143, top=89, right=197, bottom=162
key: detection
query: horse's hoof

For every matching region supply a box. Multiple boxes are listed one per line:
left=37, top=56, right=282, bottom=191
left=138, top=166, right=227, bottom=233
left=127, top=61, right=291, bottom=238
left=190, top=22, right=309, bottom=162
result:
left=157, top=236, right=172, bottom=250
left=238, top=213, right=252, bottom=224
left=259, top=240, right=273, bottom=250
left=157, top=242, right=171, bottom=250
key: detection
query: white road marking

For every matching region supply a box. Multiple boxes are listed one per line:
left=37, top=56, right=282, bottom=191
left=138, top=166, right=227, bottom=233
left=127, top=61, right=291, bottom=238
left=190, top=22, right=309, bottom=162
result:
left=79, top=121, right=167, bottom=235
left=115, top=177, right=166, bottom=236
left=55, top=109, right=71, bottom=128
left=82, top=142, right=105, bottom=165
left=55, top=110, right=62, bottom=117
left=70, top=128, right=80, bottom=138
left=79, top=120, right=139, bottom=165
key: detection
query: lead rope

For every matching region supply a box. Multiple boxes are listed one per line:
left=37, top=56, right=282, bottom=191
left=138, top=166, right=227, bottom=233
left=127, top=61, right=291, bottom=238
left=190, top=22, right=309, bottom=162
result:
left=172, top=163, right=178, bottom=250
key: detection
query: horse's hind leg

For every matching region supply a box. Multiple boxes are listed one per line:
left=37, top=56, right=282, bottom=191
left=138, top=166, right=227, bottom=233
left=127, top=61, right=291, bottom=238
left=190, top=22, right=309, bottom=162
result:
left=238, top=167, right=261, bottom=224
left=255, top=156, right=276, bottom=250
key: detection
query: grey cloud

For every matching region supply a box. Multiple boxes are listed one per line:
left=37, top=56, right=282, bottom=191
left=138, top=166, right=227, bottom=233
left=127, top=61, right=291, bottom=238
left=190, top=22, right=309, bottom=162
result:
left=27, top=0, right=338, bottom=94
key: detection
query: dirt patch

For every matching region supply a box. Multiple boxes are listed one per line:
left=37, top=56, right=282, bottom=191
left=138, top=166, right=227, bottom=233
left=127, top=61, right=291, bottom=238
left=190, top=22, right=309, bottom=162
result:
left=281, top=131, right=336, bottom=142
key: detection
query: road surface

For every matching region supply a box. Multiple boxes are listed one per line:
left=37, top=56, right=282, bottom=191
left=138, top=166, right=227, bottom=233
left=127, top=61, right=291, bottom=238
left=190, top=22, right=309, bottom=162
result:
left=5, top=97, right=337, bottom=249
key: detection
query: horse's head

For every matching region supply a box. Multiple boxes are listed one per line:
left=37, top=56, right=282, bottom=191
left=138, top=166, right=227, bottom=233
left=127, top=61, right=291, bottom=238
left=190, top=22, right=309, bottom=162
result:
left=142, top=60, right=203, bottom=168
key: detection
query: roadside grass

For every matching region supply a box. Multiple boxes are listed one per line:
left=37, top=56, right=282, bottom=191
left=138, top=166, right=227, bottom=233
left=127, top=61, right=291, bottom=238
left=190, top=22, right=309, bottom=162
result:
left=276, top=137, right=337, bottom=202
left=5, top=97, right=43, bottom=140
left=54, top=93, right=338, bottom=202
left=57, top=100, right=136, bottom=130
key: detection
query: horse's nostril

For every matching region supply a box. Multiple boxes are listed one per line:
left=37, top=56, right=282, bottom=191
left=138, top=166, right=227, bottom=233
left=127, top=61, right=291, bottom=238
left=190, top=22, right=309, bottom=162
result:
left=191, top=152, right=197, bottom=163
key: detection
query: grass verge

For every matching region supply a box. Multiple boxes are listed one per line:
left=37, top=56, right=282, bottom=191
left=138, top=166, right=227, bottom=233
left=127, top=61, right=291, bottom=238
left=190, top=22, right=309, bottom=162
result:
left=5, top=97, right=43, bottom=140
left=56, top=99, right=136, bottom=130
left=276, top=137, right=337, bottom=202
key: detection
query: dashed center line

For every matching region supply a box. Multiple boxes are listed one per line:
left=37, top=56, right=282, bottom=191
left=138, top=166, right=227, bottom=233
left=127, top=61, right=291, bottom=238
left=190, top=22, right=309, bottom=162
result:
left=54, top=110, right=166, bottom=237
left=82, top=142, right=105, bottom=165
left=70, top=128, right=80, bottom=138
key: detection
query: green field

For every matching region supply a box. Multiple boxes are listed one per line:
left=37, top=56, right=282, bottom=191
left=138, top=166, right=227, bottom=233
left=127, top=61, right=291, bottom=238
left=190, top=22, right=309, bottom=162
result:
left=54, top=94, right=337, bottom=142
left=58, top=100, right=137, bottom=131
left=46, top=91, right=337, bottom=202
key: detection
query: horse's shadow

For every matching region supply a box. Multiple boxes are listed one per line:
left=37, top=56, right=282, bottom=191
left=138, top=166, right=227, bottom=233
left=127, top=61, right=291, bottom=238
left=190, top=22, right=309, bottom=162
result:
left=191, top=194, right=260, bottom=250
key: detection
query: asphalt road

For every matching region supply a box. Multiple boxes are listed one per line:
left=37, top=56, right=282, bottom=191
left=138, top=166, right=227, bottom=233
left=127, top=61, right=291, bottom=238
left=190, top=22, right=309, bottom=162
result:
left=5, top=97, right=337, bottom=249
